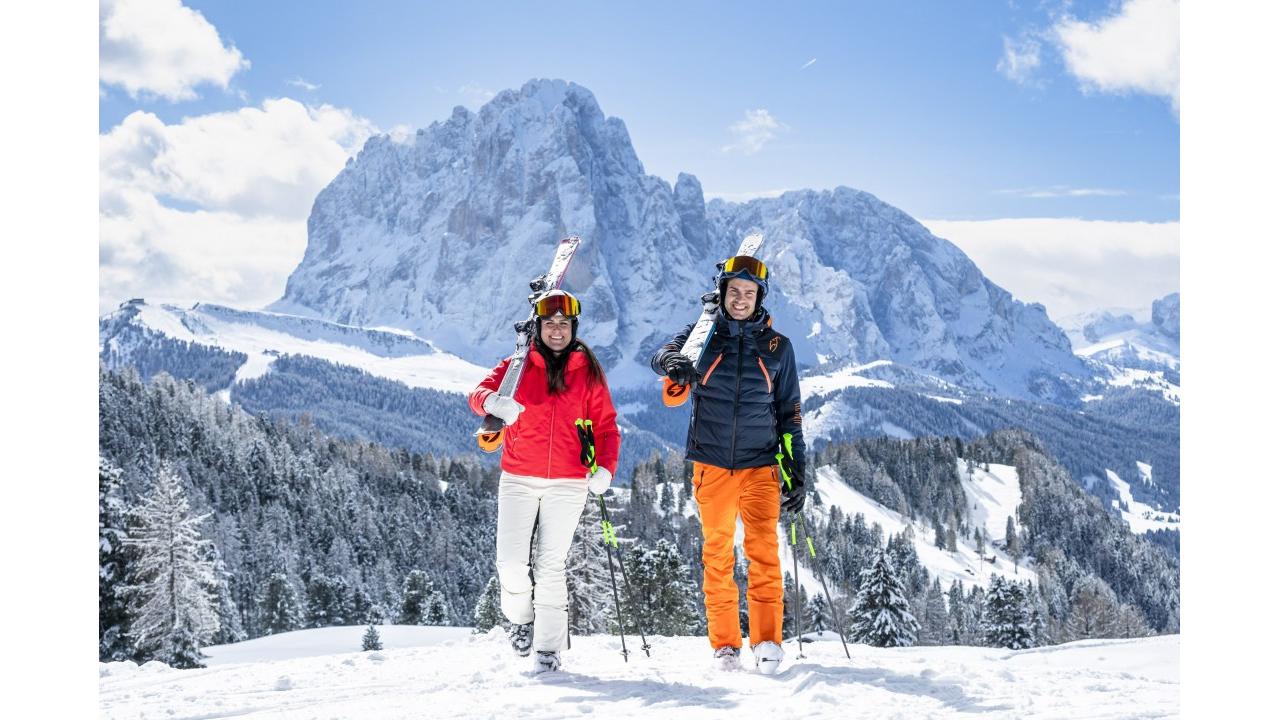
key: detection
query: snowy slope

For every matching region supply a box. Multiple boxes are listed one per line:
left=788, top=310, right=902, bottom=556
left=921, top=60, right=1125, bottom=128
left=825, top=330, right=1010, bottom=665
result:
left=813, top=465, right=1033, bottom=591
left=99, top=299, right=489, bottom=394
left=99, top=626, right=1179, bottom=719
left=1102, top=464, right=1181, bottom=534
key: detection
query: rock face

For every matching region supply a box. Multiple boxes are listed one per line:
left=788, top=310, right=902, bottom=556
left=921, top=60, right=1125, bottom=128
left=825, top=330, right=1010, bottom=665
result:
left=1151, top=292, right=1180, bottom=340
left=272, top=78, right=1090, bottom=401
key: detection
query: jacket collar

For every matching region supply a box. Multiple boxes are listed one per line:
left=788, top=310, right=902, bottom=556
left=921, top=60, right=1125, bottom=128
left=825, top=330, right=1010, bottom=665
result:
left=715, top=307, right=771, bottom=337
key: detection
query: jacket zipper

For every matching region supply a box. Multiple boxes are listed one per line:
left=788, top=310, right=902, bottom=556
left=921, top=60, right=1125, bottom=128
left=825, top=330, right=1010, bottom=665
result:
left=547, top=400, right=556, bottom=478
left=729, top=333, right=743, bottom=469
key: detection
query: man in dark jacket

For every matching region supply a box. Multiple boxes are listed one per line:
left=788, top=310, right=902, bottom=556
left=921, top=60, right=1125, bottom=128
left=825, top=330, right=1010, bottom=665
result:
left=650, top=254, right=806, bottom=675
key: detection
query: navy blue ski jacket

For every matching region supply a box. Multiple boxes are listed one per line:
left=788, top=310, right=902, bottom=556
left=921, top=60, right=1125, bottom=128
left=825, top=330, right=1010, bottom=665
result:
left=650, top=308, right=806, bottom=473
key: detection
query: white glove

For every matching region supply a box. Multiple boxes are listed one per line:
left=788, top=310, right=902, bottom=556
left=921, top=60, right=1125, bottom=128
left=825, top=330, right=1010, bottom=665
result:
left=483, top=394, right=524, bottom=425
left=586, top=467, right=612, bottom=495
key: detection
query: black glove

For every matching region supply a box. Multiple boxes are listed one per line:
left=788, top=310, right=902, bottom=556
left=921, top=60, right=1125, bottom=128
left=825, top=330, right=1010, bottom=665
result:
left=660, top=351, right=697, bottom=386
left=779, top=455, right=806, bottom=513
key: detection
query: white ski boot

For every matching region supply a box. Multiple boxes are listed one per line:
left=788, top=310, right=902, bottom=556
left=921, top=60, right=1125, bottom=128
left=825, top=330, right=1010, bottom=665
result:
left=533, top=650, right=561, bottom=674
left=753, top=641, right=784, bottom=675
left=713, top=646, right=742, bottom=671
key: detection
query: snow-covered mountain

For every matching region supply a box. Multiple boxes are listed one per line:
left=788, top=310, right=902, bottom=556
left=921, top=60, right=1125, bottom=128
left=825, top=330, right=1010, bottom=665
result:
left=99, top=298, right=488, bottom=395
left=1060, top=293, right=1180, bottom=372
left=272, top=78, right=1090, bottom=403
left=1059, top=293, right=1180, bottom=404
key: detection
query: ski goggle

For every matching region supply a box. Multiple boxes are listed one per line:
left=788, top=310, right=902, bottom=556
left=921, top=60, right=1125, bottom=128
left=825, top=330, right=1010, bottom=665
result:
left=534, top=292, right=581, bottom=318
left=722, top=255, right=768, bottom=280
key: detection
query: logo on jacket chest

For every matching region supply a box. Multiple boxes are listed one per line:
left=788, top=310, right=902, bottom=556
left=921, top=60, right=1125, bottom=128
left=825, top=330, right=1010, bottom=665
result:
left=768, top=336, right=781, bottom=353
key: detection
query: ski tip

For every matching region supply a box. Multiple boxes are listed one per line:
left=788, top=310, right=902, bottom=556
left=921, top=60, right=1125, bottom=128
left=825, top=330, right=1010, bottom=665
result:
left=476, top=428, right=504, bottom=453
left=661, top=377, right=690, bottom=407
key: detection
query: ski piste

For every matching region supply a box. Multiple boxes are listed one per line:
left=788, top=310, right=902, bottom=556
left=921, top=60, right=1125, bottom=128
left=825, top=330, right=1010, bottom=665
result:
left=475, top=235, right=582, bottom=452
left=661, top=231, right=765, bottom=407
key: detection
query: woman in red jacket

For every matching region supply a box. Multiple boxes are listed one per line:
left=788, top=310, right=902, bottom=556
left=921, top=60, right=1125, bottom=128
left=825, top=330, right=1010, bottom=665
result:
left=467, top=290, right=619, bottom=674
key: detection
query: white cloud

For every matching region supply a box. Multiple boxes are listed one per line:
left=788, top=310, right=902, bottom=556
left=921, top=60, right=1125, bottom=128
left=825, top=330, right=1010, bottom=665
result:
left=99, top=0, right=250, bottom=101
left=100, top=98, right=378, bottom=313
left=721, top=109, right=787, bottom=155
left=801, top=58, right=818, bottom=70
left=287, top=77, right=320, bottom=91
left=458, top=83, right=496, bottom=106
left=997, top=35, right=1042, bottom=85
left=996, top=186, right=1127, bottom=198
left=919, top=217, right=1179, bottom=319
left=1053, top=0, right=1180, bottom=112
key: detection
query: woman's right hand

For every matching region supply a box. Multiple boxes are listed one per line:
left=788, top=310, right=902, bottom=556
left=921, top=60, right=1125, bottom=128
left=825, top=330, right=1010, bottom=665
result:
left=483, top=394, right=525, bottom=425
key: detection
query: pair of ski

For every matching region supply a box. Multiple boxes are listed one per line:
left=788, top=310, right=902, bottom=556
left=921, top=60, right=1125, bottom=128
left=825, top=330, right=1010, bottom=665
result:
left=473, top=231, right=765, bottom=449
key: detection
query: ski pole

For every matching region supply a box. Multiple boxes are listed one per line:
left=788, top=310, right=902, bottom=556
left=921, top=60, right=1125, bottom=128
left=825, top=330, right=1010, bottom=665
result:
left=597, top=493, right=630, bottom=662
left=796, top=511, right=851, bottom=659
left=777, top=433, right=851, bottom=660
left=576, top=419, right=652, bottom=660
left=777, top=438, right=806, bottom=658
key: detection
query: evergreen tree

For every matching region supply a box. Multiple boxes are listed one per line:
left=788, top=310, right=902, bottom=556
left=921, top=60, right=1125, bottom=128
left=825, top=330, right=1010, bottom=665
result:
left=471, top=577, right=504, bottom=633
left=974, top=527, right=986, bottom=557
left=982, top=575, right=1035, bottom=649
left=918, top=578, right=950, bottom=646
left=361, top=624, right=382, bottom=651
left=847, top=549, right=918, bottom=647
left=1114, top=603, right=1154, bottom=639
left=622, top=539, right=701, bottom=635
left=425, top=591, right=450, bottom=626
left=933, top=518, right=947, bottom=550
left=99, top=456, right=133, bottom=661
left=123, top=465, right=220, bottom=668
left=1005, top=516, right=1020, bottom=558
left=399, top=570, right=435, bottom=625
left=261, top=573, right=304, bottom=634
left=806, top=593, right=832, bottom=634
left=566, top=507, right=613, bottom=635
left=307, top=574, right=352, bottom=627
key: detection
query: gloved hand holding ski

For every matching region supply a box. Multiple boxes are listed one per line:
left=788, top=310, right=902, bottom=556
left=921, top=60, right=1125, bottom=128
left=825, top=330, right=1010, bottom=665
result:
left=659, top=351, right=696, bottom=386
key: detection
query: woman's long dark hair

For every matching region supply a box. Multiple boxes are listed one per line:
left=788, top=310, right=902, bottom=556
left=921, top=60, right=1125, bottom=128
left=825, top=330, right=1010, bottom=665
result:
left=533, top=338, right=606, bottom=394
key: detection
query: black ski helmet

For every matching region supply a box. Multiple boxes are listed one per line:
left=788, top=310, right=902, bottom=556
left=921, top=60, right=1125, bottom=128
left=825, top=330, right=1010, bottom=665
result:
left=715, top=255, right=769, bottom=315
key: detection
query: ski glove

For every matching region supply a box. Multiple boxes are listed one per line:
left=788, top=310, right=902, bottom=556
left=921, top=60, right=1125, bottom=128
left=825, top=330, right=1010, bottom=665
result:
left=659, top=351, right=697, bottom=386
left=778, top=455, right=806, bottom=513
left=483, top=394, right=525, bottom=425
left=586, top=467, right=612, bottom=495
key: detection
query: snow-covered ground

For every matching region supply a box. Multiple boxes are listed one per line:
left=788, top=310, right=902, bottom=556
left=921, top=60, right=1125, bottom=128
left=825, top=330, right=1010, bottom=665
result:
left=99, top=626, right=1179, bottom=719
left=800, top=360, right=896, bottom=398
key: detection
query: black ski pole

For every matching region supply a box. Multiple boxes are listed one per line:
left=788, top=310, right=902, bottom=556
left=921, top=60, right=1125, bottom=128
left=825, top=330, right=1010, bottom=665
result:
left=797, top=511, right=851, bottom=659
left=597, top=494, right=630, bottom=662
left=786, top=514, right=807, bottom=658
left=598, top=495, right=653, bottom=658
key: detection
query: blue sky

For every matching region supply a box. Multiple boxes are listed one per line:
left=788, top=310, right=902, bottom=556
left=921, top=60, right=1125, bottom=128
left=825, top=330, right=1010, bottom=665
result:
left=98, top=0, right=1180, bottom=318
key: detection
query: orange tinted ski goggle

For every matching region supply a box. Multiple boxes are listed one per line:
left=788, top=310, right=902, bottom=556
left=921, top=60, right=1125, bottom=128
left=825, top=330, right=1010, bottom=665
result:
left=722, top=255, right=768, bottom=280
left=534, top=293, right=581, bottom=318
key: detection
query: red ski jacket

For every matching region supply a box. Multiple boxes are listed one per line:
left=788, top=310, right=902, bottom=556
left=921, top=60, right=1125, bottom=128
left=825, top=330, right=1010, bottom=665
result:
left=468, top=348, right=620, bottom=479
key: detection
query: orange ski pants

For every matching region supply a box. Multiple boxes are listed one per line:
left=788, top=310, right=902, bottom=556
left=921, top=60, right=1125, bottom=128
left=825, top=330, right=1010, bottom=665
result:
left=692, top=461, right=783, bottom=649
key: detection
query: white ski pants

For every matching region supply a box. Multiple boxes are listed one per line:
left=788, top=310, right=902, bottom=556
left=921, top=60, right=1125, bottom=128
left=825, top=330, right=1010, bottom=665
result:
left=495, top=472, right=588, bottom=652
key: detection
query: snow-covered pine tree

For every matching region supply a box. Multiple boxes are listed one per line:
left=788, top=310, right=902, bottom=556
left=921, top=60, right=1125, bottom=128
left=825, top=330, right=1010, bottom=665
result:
left=1114, top=603, right=1154, bottom=638
left=362, top=624, right=382, bottom=651
left=306, top=574, right=352, bottom=627
left=565, top=507, right=612, bottom=635
left=847, top=548, right=919, bottom=647
left=99, top=456, right=133, bottom=661
left=123, top=464, right=220, bottom=668
left=982, top=575, right=1035, bottom=649
left=782, top=570, right=809, bottom=637
left=918, top=578, right=950, bottom=646
left=472, top=576, right=504, bottom=633
left=261, top=572, right=304, bottom=634
left=806, top=592, right=831, bottom=634
left=623, top=539, right=701, bottom=636
left=425, top=590, right=450, bottom=625
left=1005, top=516, right=1020, bottom=558
left=399, top=570, right=434, bottom=625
